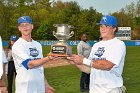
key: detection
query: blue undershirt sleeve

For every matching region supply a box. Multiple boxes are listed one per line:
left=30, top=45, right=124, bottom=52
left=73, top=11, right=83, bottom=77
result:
left=22, top=59, right=31, bottom=70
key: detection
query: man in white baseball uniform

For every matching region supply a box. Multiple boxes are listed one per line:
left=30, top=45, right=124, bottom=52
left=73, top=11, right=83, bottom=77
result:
left=12, top=16, right=57, bottom=93
left=0, top=36, right=8, bottom=93
left=0, top=36, right=3, bottom=79
left=69, top=15, right=126, bottom=93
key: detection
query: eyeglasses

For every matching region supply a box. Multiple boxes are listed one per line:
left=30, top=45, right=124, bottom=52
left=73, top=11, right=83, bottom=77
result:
left=18, top=23, right=32, bottom=28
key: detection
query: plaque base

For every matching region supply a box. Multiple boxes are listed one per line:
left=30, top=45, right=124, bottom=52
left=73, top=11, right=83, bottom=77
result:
left=48, top=53, right=68, bottom=57
left=48, top=42, right=72, bottom=58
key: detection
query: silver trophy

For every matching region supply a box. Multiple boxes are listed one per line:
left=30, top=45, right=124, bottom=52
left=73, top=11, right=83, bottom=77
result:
left=48, top=24, right=74, bottom=57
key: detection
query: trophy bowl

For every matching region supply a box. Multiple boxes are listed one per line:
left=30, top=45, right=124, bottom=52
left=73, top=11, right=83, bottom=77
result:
left=53, top=24, right=74, bottom=40
left=48, top=24, right=74, bottom=57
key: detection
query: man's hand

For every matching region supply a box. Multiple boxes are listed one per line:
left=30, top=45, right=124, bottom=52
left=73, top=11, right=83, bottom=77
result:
left=47, top=55, right=59, bottom=61
left=46, top=85, right=55, bottom=93
left=68, top=54, right=84, bottom=65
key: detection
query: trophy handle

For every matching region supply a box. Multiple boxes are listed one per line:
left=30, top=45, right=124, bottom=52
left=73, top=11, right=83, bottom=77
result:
left=69, top=31, right=74, bottom=37
left=53, top=31, right=56, bottom=37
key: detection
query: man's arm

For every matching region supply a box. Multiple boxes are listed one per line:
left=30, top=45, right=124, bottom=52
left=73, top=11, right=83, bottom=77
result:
left=91, top=60, right=115, bottom=71
left=28, top=57, right=50, bottom=69
left=77, top=43, right=83, bottom=56
left=83, top=58, right=115, bottom=71
left=76, top=65, right=90, bottom=74
left=70, top=55, right=115, bottom=71
left=27, top=56, right=57, bottom=69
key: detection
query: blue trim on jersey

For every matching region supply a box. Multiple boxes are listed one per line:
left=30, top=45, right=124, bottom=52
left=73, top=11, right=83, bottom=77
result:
left=22, top=59, right=31, bottom=70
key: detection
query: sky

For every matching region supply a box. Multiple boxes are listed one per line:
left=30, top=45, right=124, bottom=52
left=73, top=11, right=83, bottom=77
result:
left=54, top=0, right=137, bottom=15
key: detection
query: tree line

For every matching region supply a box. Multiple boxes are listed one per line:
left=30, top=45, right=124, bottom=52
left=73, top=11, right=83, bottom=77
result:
left=0, top=0, right=140, bottom=40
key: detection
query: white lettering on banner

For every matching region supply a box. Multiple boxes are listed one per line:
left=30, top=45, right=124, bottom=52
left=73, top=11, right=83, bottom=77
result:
left=39, top=41, right=57, bottom=46
left=135, top=41, right=140, bottom=46
left=69, top=41, right=80, bottom=46
left=39, top=41, right=80, bottom=46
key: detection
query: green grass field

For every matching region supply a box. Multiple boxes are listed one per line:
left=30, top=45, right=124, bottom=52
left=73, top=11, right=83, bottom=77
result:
left=43, top=46, right=140, bottom=93
left=10, top=46, right=140, bottom=93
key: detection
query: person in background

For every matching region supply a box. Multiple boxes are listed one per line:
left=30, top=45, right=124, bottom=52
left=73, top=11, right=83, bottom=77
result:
left=5, top=35, right=18, bottom=93
left=77, top=34, right=91, bottom=92
left=12, top=16, right=58, bottom=93
left=69, top=15, right=126, bottom=93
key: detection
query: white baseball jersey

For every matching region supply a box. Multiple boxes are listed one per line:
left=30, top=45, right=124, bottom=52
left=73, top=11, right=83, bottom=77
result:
left=12, top=38, right=45, bottom=93
left=88, top=37, right=126, bottom=93
left=0, top=36, right=3, bottom=78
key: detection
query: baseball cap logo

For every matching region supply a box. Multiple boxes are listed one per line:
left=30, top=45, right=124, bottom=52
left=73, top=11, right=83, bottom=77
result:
left=10, top=35, right=18, bottom=41
left=102, top=17, right=107, bottom=22
left=13, top=36, right=16, bottom=39
left=21, top=17, right=26, bottom=20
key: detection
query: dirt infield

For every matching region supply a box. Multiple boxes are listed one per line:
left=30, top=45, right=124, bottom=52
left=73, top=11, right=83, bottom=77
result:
left=44, top=58, right=71, bottom=68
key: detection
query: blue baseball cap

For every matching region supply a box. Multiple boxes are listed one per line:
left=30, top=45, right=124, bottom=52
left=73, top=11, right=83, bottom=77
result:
left=18, top=16, right=32, bottom=25
left=97, top=15, right=118, bottom=27
left=10, top=35, right=18, bottom=41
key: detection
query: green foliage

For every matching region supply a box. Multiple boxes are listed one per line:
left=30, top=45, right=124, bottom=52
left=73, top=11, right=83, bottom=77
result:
left=1, top=0, right=140, bottom=40
left=0, top=0, right=102, bottom=40
left=36, top=23, right=51, bottom=40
